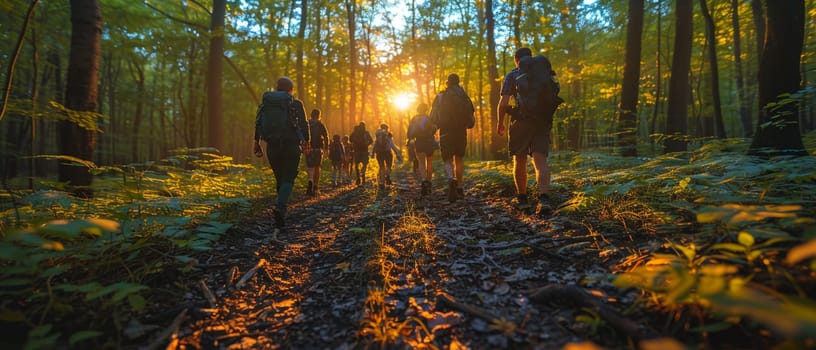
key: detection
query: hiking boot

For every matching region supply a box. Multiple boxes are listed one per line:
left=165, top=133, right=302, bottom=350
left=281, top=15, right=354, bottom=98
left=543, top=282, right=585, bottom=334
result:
left=421, top=180, right=431, bottom=196
left=515, top=194, right=531, bottom=210
left=447, top=179, right=458, bottom=202
left=386, top=175, right=392, bottom=185
left=356, top=177, right=361, bottom=186
left=536, top=194, right=553, bottom=217
left=306, top=181, right=314, bottom=196
left=457, top=188, right=464, bottom=197
left=273, top=206, right=286, bottom=228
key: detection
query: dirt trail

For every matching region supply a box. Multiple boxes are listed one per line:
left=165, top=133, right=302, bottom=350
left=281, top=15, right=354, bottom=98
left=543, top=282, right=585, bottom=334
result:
left=171, top=169, right=639, bottom=349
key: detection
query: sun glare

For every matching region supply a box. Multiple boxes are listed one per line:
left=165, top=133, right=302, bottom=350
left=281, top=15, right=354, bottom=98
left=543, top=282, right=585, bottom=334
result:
left=392, top=92, right=415, bottom=112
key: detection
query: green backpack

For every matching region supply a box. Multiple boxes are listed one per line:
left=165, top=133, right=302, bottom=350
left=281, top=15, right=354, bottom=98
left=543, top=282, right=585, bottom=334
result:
left=256, top=91, right=299, bottom=144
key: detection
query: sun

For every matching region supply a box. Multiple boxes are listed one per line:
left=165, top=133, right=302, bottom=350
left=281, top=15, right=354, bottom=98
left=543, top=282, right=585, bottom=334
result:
left=392, top=92, right=415, bottom=112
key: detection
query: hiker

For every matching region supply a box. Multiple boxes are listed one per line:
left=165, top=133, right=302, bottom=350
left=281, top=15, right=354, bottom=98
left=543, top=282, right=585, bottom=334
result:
left=342, top=135, right=353, bottom=184
left=371, top=123, right=403, bottom=189
left=496, top=47, right=562, bottom=216
left=406, top=139, right=419, bottom=175
left=349, top=122, right=373, bottom=186
left=253, top=77, right=309, bottom=228
left=306, top=109, right=329, bottom=196
left=430, top=73, right=475, bottom=202
left=407, top=102, right=438, bottom=195
left=328, top=134, right=346, bottom=186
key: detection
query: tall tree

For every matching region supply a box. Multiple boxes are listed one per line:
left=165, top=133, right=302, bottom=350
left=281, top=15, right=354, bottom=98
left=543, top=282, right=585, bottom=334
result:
left=732, top=0, right=752, bottom=137
left=296, top=0, right=307, bottom=99
left=207, top=0, right=226, bottom=151
left=699, top=0, right=726, bottom=139
left=748, top=0, right=807, bottom=156
left=616, top=0, right=644, bottom=157
left=485, top=0, right=501, bottom=159
left=344, top=0, right=358, bottom=121
left=664, top=0, right=693, bottom=153
left=58, top=0, right=101, bottom=195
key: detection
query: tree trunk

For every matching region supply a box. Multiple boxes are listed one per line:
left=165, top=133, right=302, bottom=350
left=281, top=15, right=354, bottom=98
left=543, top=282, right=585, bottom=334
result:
left=700, top=0, right=726, bottom=139
left=748, top=0, right=806, bottom=157
left=58, top=0, right=101, bottom=196
left=486, top=0, right=502, bottom=159
left=296, top=0, right=307, bottom=100
left=129, top=57, right=145, bottom=163
left=345, top=0, right=358, bottom=121
left=650, top=0, right=663, bottom=151
left=207, top=0, right=225, bottom=152
left=664, top=0, right=693, bottom=153
left=732, top=0, right=752, bottom=137
left=750, top=0, right=765, bottom=61
left=617, top=0, right=644, bottom=157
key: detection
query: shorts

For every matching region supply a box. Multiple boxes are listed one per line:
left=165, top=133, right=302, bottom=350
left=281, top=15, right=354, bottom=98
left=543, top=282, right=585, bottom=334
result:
left=439, top=128, right=466, bottom=161
left=414, top=136, right=437, bottom=155
left=508, top=117, right=552, bottom=157
left=306, top=149, right=323, bottom=168
left=353, top=149, right=369, bottom=164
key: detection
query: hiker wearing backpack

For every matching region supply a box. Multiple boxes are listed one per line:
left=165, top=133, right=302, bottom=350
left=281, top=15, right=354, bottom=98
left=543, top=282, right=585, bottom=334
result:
left=407, top=102, right=438, bottom=195
left=306, top=109, right=329, bottom=196
left=253, top=77, right=310, bottom=228
left=349, top=122, right=373, bottom=186
left=342, top=135, right=353, bottom=184
left=328, top=134, right=345, bottom=186
left=496, top=47, right=564, bottom=216
left=430, top=73, right=475, bottom=202
left=371, top=123, right=403, bottom=189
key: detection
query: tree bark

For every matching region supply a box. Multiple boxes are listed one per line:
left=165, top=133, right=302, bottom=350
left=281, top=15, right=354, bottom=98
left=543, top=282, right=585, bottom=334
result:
left=207, top=0, right=226, bottom=152
left=748, top=0, right=806, bottom=157
left=700, top=0, right=726, bottom=139
left=58, top=0, right=101, bottom=196
left=296, top=0, right=307, bottom=100
left=485, top=0, right=502, bottom=159
left=664, top=0, right=693, bottom=153
left=617, top=0, right=644, bottom=157
left=732, top=0, right=752, bottom=137
left=344, top=0, right=358, bottom=123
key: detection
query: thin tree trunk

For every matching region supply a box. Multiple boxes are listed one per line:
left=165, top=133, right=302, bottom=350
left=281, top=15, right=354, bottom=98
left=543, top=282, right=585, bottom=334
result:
left=207, top=0, right=225, bottom=151
left=732, top=0, right=752, bottom=137
left=650, top=0, right=663, bottom=151
left=617, top=0, right=644, bottom=157
left=0, top=0, right=39, bottom=123
left=485, top=0, right=501, bottom=159
left=345, top=0, right=358, bottom=122
left=664, top=0, right=693, bottom=153
left=700, top=0, right=726, bottom=139
left=296, top=0, right=307, bottom=100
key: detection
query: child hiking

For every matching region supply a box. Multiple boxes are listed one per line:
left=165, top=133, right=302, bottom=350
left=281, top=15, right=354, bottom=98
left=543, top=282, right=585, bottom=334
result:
left=328, top=134, right=345, bottom=186
left=407, top=102, right=438, bottom=195
left=349, top=122, right=373, bottom=186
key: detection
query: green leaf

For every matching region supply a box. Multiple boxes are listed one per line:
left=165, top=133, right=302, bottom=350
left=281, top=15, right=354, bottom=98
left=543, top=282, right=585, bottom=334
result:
left=128, top=294, right=146, bottom=312
left=710, top=243, right=746, bottom=253
left=69, top=330, right=102, bottom=346
left=111, top=283, right=148, bottom=302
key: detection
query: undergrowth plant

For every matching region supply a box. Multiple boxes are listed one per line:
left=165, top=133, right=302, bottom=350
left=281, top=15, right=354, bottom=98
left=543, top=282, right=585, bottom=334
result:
left=0, top=148, right=273, bottom=349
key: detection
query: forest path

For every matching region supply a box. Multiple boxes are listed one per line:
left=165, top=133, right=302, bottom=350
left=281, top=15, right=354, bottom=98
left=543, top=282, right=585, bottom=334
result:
left=170, top=166, right=642, bottom=349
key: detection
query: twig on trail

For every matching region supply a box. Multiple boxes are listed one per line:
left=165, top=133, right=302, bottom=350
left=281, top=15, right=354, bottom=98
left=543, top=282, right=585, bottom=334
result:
left=199, top=279, right=217, bottom=308
left=528, top=284, right=650, bottom=339
left=145, top=309, right=187, bottom=350
left=228, top=265, right=240, bottom=285
left=235, top=259, right=268, bottom=289
left=436, top=292, right=500, bottom=322
left=479, top=245, right=512, bottom=274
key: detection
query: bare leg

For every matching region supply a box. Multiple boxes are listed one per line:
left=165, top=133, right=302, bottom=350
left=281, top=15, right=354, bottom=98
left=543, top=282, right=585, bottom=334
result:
left=532, top=152, right=550, bottom=195
left=513, top=154, right=528, bottom=196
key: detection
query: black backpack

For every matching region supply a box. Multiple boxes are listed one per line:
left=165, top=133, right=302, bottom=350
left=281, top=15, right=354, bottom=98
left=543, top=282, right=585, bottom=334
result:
left=373, top=130, right=389, bottom=154
left=350, top=126, right=372, bottom=151
left=516, top=55, right=564, bottom=120
left=256, top=91, right=299, bottom=143
left=433, top=86, right=475, bottom=130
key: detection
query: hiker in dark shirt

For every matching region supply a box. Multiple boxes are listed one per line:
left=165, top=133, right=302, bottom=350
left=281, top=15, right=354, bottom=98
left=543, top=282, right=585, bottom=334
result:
left=306, top=109, right=329, bottom=196
left=328, top=134, right=345, bottom=186
left=496, top=47, right=554, bottom=216
left=349, top=122, right=373, bottom=186
left=371, top=123, right=403, bottom=189
left=430, top=73, right=475, bottom=202
left=407, top=102, right=438, bottom=195
left=253, top=77, right=309, bottom=228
